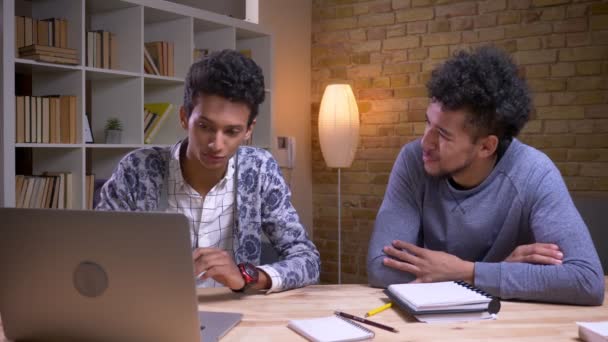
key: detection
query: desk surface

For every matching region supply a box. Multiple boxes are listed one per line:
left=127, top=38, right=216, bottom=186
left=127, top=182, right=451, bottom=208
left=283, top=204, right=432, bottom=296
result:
left=2, top=278, right=607, bottom=341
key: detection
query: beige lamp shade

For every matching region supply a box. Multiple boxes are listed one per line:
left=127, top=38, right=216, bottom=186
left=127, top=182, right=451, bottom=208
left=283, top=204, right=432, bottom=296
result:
left=318, top=84, right=360, bottom=168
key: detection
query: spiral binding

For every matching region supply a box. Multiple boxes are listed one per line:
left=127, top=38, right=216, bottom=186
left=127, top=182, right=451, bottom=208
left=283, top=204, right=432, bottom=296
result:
left=454, top=280, right=501, bottom=314
left=454, top=280, right=494, bottom=298
left=334, top=314, right=374, bottom=335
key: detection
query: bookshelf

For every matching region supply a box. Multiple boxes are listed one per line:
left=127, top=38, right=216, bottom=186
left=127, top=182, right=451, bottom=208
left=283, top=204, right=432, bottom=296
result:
left=1, top=0, right=273, bottom=208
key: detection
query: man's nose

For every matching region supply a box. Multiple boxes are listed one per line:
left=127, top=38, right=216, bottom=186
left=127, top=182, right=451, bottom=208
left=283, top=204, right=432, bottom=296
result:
left=421, top=127, right=437, bottom=150
left=208, top=132, right=224, bottom=151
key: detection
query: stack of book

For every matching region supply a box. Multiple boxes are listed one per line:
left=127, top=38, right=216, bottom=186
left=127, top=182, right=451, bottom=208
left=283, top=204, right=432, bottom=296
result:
left=15, top=173, right=73, bottom=209
left=18, top=45, right=78, bottom=65
left=144, top=41, right=174, bottom=77
left=15, top=16, right=76, bottom=64
left=15, top=95, right=78, bottom=144
left=143, top=103, right=174, bottom=144
left=86, top=30, right=117, bottom=69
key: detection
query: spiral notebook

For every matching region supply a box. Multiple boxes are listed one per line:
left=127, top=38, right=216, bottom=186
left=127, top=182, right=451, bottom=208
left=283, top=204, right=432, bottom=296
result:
left=288, top=314, right=375, bottom=342
left=385, top=281, right=501, bottom=316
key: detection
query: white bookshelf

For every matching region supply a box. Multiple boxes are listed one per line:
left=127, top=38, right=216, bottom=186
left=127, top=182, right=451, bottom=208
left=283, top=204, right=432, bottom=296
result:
left=1, top=0, right=273, bottom=208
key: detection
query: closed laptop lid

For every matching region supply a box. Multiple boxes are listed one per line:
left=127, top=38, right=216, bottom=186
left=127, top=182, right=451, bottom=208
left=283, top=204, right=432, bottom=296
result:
left=0, top=208, right=201, bottom=342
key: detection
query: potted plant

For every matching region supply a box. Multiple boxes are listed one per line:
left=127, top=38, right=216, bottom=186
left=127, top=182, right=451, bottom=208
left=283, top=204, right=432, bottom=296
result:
left=104, top=117, right=123, bottom=144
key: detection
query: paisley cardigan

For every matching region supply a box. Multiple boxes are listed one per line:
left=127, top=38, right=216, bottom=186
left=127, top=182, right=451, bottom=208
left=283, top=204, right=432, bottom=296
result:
left=96, top=144, right=321, bottom=292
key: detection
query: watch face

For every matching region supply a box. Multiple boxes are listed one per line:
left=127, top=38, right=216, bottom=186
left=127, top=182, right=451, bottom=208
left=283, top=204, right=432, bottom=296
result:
left=243, top=263, right=259, bottom=281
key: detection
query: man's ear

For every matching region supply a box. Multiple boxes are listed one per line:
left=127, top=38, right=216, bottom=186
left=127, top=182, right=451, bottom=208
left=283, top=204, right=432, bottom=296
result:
left=478, top=135, right=499, bottom=159
left=244, top=119, right=256, bottom=141
left=179, top=106, right=188, bottom=130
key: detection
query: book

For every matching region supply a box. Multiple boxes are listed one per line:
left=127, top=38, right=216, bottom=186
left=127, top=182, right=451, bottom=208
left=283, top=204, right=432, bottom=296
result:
left=385, top=281, right=501, bottom=319
left=288, top=314, right=375, bottom=342
left=143, top=103, right=174, bottom=144
left=578, top=321, right=608, bottom=342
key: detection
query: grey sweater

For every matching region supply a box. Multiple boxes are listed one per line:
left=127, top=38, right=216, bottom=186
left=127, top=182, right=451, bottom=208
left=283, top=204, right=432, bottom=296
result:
left=367, top=139, right=605, bottom=305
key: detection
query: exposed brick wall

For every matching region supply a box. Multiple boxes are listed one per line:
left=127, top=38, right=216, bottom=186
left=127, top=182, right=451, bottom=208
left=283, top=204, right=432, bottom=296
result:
left=311, top=0, right=608, bottom=284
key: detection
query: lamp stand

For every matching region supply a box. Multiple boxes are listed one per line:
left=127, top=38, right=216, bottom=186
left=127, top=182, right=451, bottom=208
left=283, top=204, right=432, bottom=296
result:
left=337, top=167, right=342, bottom=285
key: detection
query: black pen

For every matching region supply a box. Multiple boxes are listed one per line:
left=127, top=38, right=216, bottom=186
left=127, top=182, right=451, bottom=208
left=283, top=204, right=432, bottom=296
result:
left=335, top=311, right=399, bottom=333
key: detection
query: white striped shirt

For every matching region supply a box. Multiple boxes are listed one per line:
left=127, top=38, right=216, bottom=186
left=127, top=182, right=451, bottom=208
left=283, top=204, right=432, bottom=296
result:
left=166, top=141, right=281, bottom=292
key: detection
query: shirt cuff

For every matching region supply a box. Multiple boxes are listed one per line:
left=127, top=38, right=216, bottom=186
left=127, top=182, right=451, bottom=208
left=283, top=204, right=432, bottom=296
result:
left=257, top=265, right=282, bottom=294
left=474, top=261, right=502, bottom=297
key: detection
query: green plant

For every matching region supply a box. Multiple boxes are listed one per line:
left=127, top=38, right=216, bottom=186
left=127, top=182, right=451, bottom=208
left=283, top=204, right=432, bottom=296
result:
left=105, top=117, right=123, bottom=131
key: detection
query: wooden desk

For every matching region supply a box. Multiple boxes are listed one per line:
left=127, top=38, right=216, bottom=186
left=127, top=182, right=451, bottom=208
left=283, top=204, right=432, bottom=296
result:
left=2, top=278, right=607, bottom=341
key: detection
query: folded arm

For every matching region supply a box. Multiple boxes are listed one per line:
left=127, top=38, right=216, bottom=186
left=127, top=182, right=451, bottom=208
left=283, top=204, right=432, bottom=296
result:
left=474, top=167, right=605, bottom=306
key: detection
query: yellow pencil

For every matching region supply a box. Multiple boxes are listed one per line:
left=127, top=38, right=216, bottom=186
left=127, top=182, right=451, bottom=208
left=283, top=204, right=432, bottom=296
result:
left=364, top=302, right=392, bottom=317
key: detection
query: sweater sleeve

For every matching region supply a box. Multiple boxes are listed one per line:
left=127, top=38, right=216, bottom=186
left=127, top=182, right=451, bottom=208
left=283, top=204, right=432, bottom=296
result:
left=95, top=153, right=139, bottom=211
left=474, top=161, right=605, bottom=305
left=258, top=154, right=321, bottom=292
left=95, top=148, right=165, bottom=212
left=367, top=143, right=424, bottom=288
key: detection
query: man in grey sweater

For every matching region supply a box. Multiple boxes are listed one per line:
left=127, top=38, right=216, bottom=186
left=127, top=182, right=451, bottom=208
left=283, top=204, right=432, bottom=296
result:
left=367, top=46, right=605, bottom=305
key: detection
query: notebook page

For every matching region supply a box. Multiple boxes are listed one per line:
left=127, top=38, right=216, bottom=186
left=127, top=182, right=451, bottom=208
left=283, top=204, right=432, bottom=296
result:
left=288, top=315, right=374, bottom=342
left=388, top=282, right=491, bottom=309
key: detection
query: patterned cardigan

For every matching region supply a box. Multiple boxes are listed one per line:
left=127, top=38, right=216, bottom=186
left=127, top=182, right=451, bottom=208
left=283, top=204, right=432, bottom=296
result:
left=96, top=144, right=320, bottom=292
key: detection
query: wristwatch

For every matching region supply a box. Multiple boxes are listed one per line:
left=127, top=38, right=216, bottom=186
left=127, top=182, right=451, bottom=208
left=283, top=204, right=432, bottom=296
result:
left=233, top=262, right=259, bottom=292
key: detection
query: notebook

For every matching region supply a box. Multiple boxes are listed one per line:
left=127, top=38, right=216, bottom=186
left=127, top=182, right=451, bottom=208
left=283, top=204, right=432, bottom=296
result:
left=385, top=281, right=501, bottom=316
left=288, top=314, right=375, bottom=342
left=577, top=321, right=608, bottom=342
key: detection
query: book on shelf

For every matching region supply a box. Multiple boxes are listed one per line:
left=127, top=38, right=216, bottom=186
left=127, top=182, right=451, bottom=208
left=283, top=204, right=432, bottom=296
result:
left=384, top=281, right=501, bottom=323
left=15, top=172, right=72, bottom=209
left=193, top=48, right=209, bottom=61
left=85, top=174, right=95, bottom=209
left=86, top=30, right=117, bottom=69
left=143, top=103, right=174, bottom=144
left=15, top=16, right=69, bottom=59
left=15, top=95, right=76, bottom=144
left=144, top=41, right=174, bottom=77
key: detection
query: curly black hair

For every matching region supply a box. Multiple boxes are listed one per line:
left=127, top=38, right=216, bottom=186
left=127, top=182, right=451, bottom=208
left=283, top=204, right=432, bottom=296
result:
left=427, top=46, right=531, bottom=142
left=183, top=49, right=265, bottom=126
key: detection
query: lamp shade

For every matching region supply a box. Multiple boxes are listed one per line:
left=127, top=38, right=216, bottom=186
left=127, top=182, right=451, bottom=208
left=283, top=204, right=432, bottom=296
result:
left=318, top=84, right=360, bottom=168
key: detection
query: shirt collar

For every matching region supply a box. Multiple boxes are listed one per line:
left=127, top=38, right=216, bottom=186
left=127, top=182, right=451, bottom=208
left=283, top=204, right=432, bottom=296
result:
left=170, top=139, right=235, bottom=191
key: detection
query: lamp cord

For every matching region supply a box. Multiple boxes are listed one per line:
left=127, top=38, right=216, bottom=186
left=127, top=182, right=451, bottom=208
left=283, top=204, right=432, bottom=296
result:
left=338, top=167, right=341, bottom=285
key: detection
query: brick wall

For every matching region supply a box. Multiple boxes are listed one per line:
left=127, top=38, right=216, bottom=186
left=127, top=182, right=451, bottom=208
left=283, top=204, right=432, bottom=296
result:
left=311, top=0, right=608, bottom=284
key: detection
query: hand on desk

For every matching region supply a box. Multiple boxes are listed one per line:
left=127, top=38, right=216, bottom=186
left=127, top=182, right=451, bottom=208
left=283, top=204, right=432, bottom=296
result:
left=382, top=240, right=474, bottom=284
left=505, top=243, right=563, bottom=265
left=193, top=248, right=245, bottom=290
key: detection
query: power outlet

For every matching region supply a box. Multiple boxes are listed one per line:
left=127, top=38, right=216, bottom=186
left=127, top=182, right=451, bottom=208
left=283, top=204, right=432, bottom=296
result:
left=276, top=136, right=295, bottom=169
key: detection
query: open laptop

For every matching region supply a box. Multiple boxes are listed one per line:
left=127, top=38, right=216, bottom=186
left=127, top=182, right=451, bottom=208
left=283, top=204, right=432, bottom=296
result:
left=0, top=208, right=242, bottom=341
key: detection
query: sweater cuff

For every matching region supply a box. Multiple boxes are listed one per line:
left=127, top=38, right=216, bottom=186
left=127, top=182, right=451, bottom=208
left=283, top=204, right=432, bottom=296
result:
left=474, top=262, right=502, bottom=297
left=257, top=265, right=282, bottom=294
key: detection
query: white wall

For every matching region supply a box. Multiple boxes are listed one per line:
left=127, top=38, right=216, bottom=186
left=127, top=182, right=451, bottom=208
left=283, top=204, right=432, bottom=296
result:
left=259, top=0, right=313, bottom=234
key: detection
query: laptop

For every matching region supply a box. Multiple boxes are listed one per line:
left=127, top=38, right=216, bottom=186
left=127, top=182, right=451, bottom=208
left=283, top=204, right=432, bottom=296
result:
left=0, top=208, right=242, bottom=341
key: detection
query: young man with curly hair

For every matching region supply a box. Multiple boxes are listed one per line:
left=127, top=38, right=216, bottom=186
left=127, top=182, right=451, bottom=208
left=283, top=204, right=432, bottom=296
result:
left=97, top=50, right=320, bottom=293
left=367, top=46, right=604, bottom=305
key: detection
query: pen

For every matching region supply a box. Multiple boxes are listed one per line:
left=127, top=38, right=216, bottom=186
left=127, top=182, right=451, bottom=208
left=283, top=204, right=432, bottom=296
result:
left=196, top=270, right=206, bottom=279
left=365, top=302, right=392, bottom=317
left=335, top=311, right=399, bottom=333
